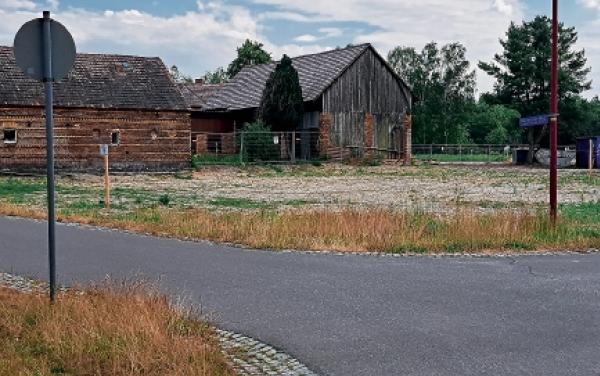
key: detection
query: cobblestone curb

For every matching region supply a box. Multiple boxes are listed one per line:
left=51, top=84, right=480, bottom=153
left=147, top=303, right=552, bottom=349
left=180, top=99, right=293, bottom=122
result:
left=216, top=329, right=316, bottom=376
left=0, top=272, right=318, bottom=376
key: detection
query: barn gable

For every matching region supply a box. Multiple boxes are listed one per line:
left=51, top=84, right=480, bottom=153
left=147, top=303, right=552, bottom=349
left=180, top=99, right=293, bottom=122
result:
left=202, top=43, right=411, bottom=112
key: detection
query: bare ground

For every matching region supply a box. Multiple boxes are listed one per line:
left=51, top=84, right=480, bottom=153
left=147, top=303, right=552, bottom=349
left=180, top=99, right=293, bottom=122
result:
left=53, top=164, right=600, bottom=213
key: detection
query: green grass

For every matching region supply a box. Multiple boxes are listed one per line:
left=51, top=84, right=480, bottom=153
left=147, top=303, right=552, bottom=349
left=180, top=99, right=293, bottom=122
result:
left=192, top=154, right=241, bottom=168
left=0, top=178, right=46, bottom=204
left=414, top=153, right=509, bottom=163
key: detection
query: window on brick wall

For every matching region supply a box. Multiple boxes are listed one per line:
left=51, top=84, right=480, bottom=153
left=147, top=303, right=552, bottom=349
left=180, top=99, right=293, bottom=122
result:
left=111, top=131, right=120, bottom=146
left=3, top=129, right=17, bottom=144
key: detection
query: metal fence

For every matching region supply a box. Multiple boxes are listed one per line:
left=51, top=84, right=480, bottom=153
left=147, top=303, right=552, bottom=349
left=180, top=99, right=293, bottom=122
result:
left=412, top=144, right=516, bottom=163
left=193, top=131, right=323, bottom=166
left=412, top=144, right=598, bottom=167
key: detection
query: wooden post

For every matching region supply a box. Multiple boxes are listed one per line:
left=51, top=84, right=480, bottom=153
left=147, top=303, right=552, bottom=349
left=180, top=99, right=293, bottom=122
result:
left=239, top=132, right=245, bottom=165
left=589, top=138, right=594, bottom=177
left=291, top=131, right=296, bottom=164
left=104, top=154, right=110, bottom=209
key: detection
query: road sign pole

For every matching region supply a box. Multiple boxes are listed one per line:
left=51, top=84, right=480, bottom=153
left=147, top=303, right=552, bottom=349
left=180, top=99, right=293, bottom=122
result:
left=550, top=0, right=559, bottom=225
left=42, top=11, right=57, bottom=302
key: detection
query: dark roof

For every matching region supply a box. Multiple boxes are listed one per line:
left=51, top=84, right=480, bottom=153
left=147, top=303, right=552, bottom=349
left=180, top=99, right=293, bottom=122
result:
left=178, top=82, right=224, bottom=109
left=0, top=46, right=187, bottom=111
left=203, top=43, right=411, bottom=112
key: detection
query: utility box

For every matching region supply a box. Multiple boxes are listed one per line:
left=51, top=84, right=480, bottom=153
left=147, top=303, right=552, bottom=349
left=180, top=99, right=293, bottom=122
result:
left=512, top=148, right=529, bottom=165
left=576, top=137, right=600, bottom=169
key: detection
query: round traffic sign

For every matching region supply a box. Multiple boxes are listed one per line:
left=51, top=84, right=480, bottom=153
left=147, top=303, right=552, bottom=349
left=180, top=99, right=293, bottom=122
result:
left=13, top=14, right=76, bottom=82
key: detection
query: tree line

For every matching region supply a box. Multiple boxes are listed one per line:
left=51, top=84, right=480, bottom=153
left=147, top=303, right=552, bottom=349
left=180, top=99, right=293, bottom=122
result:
left=389, top=16, right=600, bottom=146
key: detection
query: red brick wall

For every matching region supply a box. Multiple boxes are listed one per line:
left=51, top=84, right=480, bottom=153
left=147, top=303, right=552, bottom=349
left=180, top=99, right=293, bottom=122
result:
left=403, top=115, right=412, bottom=165
left=319, top=113, right=332, bottom=157
left=0, top=107, right=191, bottom=171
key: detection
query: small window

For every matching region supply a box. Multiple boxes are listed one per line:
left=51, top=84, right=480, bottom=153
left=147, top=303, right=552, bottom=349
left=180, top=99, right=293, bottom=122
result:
left=92, top=129, right=100, bottom=138
left=3, top=129, right=17, bottom=144
left=111, top=131, right=120, bottom=146
left=151, top=130, right=158, bottom=140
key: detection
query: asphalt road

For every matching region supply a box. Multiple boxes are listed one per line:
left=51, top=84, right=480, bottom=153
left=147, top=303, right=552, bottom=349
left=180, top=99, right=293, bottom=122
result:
left=1, top=216, right=600, bottom=376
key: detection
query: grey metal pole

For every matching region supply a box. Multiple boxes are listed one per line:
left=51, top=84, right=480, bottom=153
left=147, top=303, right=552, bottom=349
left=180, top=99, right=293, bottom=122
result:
left=42, top=11, right=56, bottom=302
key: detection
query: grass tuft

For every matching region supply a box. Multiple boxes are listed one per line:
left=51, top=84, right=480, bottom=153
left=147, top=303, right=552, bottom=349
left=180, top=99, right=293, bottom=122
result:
left=0, top=284, right=233, bottom=376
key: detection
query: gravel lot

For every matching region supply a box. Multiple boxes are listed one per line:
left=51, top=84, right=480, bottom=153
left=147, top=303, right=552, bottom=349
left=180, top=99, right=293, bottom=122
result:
left=53, top=164, right=600, bottom=213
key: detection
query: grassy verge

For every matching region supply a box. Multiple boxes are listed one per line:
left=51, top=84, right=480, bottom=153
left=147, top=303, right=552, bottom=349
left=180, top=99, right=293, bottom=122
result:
left=1, top=202, right=598, bottom=254
left=0, top=284, right=233, bottom=376
left=414, top=153, right=510, bottom=163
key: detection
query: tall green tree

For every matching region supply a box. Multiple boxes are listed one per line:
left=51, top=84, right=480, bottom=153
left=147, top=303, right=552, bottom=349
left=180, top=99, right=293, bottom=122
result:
left=479, top=16, right=592, bottom=150
left=169, top=65, right=193, bottom=84
left=258, top=55, right=304, bottom=131
left=388, top=42, right=477, bottom=144
left=227, top=40, right=272, bottom=78
left=201, top=66, right=229, bottom=84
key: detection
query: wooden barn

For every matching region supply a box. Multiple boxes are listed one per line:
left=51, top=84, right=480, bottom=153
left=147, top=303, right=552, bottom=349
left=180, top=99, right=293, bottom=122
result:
left=182, top=43, right=413, bottom=161
left=0, top=46, right=190, bottom=172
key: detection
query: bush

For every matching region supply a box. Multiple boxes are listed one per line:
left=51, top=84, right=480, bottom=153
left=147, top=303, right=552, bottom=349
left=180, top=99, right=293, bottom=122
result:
left=159, top=194, right=171, bottom=206
left=239, top=122, right=280, bottom=162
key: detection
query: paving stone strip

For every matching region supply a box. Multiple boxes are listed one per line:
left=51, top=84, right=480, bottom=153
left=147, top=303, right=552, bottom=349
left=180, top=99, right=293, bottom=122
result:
left=0, top=272, right=317, bottom=376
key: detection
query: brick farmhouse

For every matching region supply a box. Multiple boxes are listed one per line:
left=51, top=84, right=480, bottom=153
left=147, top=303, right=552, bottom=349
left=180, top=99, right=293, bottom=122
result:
left=0, top=46, right=190, bottom=172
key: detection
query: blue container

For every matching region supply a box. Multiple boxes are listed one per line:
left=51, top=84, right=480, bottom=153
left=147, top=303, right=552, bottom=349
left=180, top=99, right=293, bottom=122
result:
left=576, top=137, right=600, bottom=169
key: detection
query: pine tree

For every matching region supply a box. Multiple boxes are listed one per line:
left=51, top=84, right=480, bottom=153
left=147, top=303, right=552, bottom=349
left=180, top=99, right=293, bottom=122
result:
left=479, top=16, right=592, bottom=148
left=258, top=55, right=304, bottom=131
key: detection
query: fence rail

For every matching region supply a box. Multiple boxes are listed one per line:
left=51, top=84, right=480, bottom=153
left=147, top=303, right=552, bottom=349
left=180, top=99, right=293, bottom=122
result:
left=193, top=131, right=323, bottom=166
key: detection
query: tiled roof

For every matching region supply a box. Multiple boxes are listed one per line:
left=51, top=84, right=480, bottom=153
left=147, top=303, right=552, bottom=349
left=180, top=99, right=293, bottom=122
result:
left=203, top=44, right=374, bottom=111
left=178, top=82, right=224, bottom=109
left=0, top=46, right=187, bottom=111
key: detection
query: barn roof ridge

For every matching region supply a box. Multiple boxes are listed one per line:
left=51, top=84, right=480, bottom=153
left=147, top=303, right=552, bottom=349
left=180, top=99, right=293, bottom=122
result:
left=202, top=43, right=411, bottom=112
left=0, top=45, right=187, bottom=111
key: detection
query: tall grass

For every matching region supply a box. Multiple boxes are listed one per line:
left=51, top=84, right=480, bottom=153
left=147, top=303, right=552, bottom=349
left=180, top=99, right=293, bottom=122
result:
left=1, top=203, right=597, bottom=253
left=0, top=284, right=233, bottom=376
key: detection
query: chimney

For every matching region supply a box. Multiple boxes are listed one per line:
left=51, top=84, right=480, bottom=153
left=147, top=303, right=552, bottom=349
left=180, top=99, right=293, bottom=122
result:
left=195, top=78, right=204, bottom=85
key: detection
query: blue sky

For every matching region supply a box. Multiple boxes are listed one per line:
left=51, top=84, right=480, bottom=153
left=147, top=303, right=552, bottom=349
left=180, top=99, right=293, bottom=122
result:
left=1, top=0, right=599, bottom=97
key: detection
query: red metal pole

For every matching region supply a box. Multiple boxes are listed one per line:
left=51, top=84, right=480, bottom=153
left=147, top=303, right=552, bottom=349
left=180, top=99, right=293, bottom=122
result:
left=549, top=0, right=559, bottom=224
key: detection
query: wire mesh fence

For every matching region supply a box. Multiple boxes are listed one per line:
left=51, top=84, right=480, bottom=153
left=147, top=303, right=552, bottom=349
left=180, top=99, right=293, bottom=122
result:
left=412, top=144, right=516, bottom=163
left=192, top=131, right=323, bottom=166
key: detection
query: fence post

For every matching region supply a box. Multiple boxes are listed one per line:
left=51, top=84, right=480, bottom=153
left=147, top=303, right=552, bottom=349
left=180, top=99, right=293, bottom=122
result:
left=291, top=131, right=296, bottom=164
left=488, top=145, right=491, bottom=163
left=430, top=144, right=433, bottom=160
left=589, top=138, right=594, bottom=177
left=459, top=144, right=463, bottom=162
left=239, top=132, right=244, bottom=165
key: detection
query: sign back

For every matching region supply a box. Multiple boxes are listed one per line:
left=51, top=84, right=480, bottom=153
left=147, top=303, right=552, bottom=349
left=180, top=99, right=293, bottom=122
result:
left=13, top=17, right=76, bottom=81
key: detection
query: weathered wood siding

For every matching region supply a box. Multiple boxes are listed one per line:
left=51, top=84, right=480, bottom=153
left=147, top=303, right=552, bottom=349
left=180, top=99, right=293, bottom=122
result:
left=322, top=48, right=411, bottom=149
left=0, top=107, right=190, bottom=171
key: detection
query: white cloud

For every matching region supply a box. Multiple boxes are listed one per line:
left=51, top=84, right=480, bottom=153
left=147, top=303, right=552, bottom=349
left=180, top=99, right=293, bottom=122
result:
left=493, top=0, right=515, bottom=16
left=579, top=0, right=600, bottom=10
left=0, top=1, right=263, bottom=79
left=319, top=27, right=343, bottom=38
left=1, top=0, right=36, bottom=10
left=253, top=0, right=525, bottom=94
left=294, top=34, right=317, bottom=42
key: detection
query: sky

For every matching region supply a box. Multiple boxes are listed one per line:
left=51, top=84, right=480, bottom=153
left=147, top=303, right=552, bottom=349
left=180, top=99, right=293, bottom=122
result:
left=1, top=0, right=599, bottom=97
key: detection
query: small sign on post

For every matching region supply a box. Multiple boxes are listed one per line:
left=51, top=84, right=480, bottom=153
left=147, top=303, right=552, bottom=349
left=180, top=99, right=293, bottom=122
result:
left=519, top=115, right=550, bottom=128
left=100, top=144, right=110, bottom=208
left=14, top=11, right=76, bottom=303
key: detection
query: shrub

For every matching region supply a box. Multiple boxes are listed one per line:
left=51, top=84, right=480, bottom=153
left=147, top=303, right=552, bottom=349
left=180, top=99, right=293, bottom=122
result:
left=158, top=194, right=171, bottom=206
left=239, top=122, right=280, bottom=162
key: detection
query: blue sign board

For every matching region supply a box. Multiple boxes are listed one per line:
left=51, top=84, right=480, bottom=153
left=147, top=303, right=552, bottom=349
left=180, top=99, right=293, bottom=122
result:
left=519, top=115, right=549, bottom=128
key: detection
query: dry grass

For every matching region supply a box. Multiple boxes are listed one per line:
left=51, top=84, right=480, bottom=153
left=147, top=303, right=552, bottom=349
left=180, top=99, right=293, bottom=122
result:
left=1, top=203, right=598, bottom=253
left=0, top=284, right=233, bottom=376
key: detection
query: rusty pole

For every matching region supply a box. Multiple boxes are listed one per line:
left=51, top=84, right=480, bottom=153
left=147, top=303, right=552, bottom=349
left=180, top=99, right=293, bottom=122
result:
left=549, top=0, right=559, bottom=225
